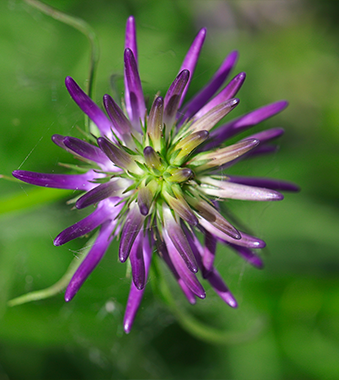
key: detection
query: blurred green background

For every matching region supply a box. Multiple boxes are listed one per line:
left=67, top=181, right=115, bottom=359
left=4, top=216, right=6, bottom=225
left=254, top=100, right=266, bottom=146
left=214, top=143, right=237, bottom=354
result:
left=1, top=0, right=339, bottom=379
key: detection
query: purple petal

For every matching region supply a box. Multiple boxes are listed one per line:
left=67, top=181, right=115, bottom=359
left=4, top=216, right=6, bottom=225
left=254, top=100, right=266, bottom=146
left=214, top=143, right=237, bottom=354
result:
left=193, top=72, right=246, bottom=120
left=12, top=169, right=97, bottom=191
left=65, top=77, right=112, bottom=137
left=65, top=220, right=115, bottom=302
left=228, top=244, right=264, bottom=268
left=227, top=175, right=300, bottom=192
left=125, top=16, right=138, bottom=65
left=177, top=28, right=206, bottom=108
left=164, top=70, right=190, bottom=128
left=63, top=136, right=110, bottom=165
left=243, top=127, right=284, bottom=143
left=248, top=145, right=278, bottom=156
left=206, top=268, right=237, bottom=308
left=76, top=180, right=127, bottom=209
left=129, top=232, right=146, bottom=290
left=206, top=100, right=288, bottom=150
left=163, top=207, right=198, bottom=273
left=103, top=94, right=133, bottom=139
left=54, top=199, right=121, bottom=246
left=180, top=51, right=239, bottom=123
left=123, top=236, right=152, bottom=333
left=124, top=48, right=146, bottom=130
left=164, top=230, right=205, bottom=299
left=202, top=230, right=217, bottom=275
left=119, top=204, right=145, bottom=262
left=52, top=134, right=68, bottom=150
left=178, top=278, right=196, bottom=304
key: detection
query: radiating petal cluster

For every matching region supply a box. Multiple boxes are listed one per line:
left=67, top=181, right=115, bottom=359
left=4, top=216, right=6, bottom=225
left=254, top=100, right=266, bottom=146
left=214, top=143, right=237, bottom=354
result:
left=12, top=16, right=298, bottom=333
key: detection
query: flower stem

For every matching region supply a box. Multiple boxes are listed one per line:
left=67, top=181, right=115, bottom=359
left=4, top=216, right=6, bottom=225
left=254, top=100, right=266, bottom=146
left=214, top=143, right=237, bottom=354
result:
left=8, top=233, right=98, bottom=307
left=151, top=256, right=266, bottom=345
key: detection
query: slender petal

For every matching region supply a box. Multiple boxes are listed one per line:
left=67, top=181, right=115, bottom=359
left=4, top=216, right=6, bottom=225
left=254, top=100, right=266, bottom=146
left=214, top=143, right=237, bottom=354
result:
left=163, top=229, right=205, bottom=299
left=177, top=28, right=206, bottom=108
left=97, top=137, right=140, bottom=172
left=124, top=48, right=146, bottom=130
left=163, top=206, right=198, bottom=272
left=63, top=136, right=110, bottom=165
left=227, top=175, right=300, bottom=192
left=147, top=96, right=164, bottom=151
left=65, top=220, right=115, bottom=302
left=199, top=219, right=266, bottom=249
left=243, top=127, right=285, bottom=144
left=54, top=199, right=121, bottom=246
left=65, top=77, right=112, bottom=137
left=76, top=179, right=129, bottom=209
left=103, top=94, right=133, bottom=139
left=164, top=70, right=190, bottom=128
left=177, top=279, right=196, bottom=304
left=186, top=98, right=239, bottom=133
left=206, top=100, right=288, bottom=150
left=129, top=232, right=145, bottom=290
left=119, top=203, right=145, bottom=262
left=206, top=268, right=238, bottom=308
left=193, top=72, right=246, bottom=120
left=200, top=177, right=284, bottom=201
left=228, top=244, right=264, bottom=268
left=180, top=51, right=239, bottom=122
left=12, top=169, right=98, bottom=191
left=123, top=236, right=152, bottom=333
left=190, top=139, right=259, bottom=171
left=125, top=16, right=138, bottom=64
left=202, top=230, right=217, bottom=274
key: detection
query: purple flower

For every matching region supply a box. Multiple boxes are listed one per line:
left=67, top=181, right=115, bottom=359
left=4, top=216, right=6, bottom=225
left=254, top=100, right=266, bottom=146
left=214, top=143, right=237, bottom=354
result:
left=12, top=16, right=298, bottom=333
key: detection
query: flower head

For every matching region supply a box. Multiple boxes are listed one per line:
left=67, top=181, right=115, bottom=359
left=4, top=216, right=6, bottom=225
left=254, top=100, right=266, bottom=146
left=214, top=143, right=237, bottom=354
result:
left=12, top=16, right=298, bottom=333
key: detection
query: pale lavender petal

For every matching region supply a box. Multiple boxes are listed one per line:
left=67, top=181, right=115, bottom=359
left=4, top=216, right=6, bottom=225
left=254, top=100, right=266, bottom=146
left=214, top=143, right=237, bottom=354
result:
left=201, top=179, right=284, bottom=201
left=129, top=232, right=145, bottom=290
left=206, top=268, right=237, bottom=308
left=164, top=230, right=205, bottom=299
left=12, top=169, right=97, bottom=191
left=206, top=100, right=288, bottom=150
left=227, top=175, right=300, bottom=192
left=180, top=51, right=239, bottom=123
left=76, top=180, right=127, bottom=209
left=177, top=28, right=206, bottom=108
left=65, top=220, right=115, bottom=302
left=65, top=77, right=112, bottom=137
left=119, top=204, right=145, bottom=262
left=164, top=70, right=190, bottom=128
left=124, top=48, right=146, bottom=130
left=63, top=136, right=109, bottom=165
left=193, top=72, right=246, bottom=120
left=187, top=98, right=239, bottom=133
left=199, top=219, right=266, bottom=249
left=54, top=199, right=121, bottom=246
left=125, top=16, right=138, bottom=64
left=228, top=244, right=264, bottom=268
left=123, top=236, right=152, bottom=333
